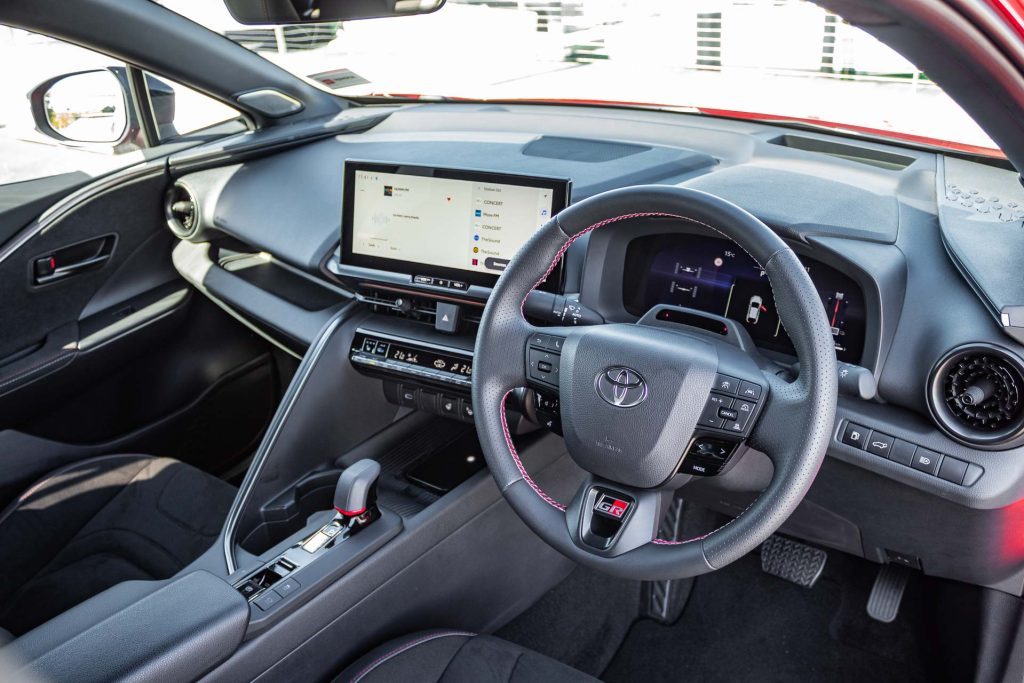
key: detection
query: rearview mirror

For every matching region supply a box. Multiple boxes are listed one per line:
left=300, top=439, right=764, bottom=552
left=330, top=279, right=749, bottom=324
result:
left=223, top=0, right=445, bottom=24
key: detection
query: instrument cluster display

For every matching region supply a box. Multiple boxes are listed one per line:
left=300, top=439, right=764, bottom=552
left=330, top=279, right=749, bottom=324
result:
left=622, top=234, right=867, bottom=364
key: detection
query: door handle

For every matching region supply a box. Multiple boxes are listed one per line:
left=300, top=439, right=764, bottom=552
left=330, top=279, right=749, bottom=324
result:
left=32, top=234, right=116, bottom=285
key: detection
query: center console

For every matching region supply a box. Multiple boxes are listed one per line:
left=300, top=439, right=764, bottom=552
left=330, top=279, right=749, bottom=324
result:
left=325, top=161, right=573, bottom=424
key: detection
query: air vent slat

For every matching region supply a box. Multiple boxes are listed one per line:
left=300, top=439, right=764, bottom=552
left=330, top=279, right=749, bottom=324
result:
left=928, top=344, right=1024, bottom=448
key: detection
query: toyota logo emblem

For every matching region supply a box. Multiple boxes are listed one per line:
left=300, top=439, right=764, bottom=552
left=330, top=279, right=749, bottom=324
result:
left=595, top=367, right=648, bottom=408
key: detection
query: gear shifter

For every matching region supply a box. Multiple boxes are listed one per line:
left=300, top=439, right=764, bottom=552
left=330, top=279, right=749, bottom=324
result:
left=299, top=459, right=382, bottom=554
left=333, top=459, right=381, bottom=532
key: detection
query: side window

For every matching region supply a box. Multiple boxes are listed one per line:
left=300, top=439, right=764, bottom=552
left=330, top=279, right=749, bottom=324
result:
left=142, top=72, right=241, bottom=142
left=0, top=27, right=239, bottom=189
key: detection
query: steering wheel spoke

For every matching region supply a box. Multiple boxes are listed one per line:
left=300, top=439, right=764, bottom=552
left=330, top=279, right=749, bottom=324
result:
left=566, top=477, right=666, bottom=557
left=747, top=372, right=812, bottom=465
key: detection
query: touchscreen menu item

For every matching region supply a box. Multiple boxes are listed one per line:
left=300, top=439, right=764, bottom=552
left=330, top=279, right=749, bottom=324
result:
left=341, top=161, right=570, bottom=288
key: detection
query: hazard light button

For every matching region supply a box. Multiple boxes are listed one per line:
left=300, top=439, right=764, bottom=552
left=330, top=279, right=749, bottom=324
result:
left=435, top=302, right=460, bottom=333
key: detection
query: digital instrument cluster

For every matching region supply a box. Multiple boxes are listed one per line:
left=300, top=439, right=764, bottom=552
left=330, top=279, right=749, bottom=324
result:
left=622, top=234, right=867, bottom=363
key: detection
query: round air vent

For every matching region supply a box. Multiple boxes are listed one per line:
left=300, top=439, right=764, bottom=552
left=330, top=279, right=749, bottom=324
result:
left=165, top=182, right=199, bottom=239
left=928, top=343, right=1024, bottom=448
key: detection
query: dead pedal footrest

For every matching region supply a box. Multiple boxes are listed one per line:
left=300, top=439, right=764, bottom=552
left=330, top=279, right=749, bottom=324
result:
left=866, top=563, right=911, bottom=623
left=760, top=535, right=827, bottom=588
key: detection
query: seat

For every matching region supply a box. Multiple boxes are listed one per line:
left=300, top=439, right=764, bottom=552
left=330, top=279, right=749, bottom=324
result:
left=0, top=454, right=236, bottom=636
left=336, top=630, right=599, bottom=683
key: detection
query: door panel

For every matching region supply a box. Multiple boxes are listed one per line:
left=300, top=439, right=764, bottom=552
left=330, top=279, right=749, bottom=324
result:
left=0, top=169, right=169, bottom=360
left=0, top=164, right=284, bottom=507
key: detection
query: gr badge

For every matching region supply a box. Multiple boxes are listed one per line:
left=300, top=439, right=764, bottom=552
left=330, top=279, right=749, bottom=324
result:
left=593, top=492, right=631, bottom=519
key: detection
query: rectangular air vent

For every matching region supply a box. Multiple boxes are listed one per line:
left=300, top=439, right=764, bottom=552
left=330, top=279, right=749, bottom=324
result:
left=768, top=134, right=915, bottom=171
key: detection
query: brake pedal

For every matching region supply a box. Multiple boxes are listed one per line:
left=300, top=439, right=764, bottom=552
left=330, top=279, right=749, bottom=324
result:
left=642, top=497, right=694, bottom=623
left=760, top=535, right=827, bottom=588
left=867, top=563, right=911, bottom=623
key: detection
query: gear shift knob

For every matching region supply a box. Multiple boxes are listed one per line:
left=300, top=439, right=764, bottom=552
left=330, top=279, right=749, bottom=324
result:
left=334, top=459, right=381, bottom=518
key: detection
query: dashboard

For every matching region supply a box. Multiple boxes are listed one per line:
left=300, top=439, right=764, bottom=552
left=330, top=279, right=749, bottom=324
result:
left=334, top=162, right=868, bottom=366
left=167, top=101, right=1024, bottom=595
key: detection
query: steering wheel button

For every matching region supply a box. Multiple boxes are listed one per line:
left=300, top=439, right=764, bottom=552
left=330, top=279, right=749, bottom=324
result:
left=738, top=381, right=762, bottom=400
left=699, top=403, right=725, bottom=428
left=718, top=407, right=739, bottom=421
left=714, top=374, right=740, bottom=395
left=724, top=401, right=754, bottom=431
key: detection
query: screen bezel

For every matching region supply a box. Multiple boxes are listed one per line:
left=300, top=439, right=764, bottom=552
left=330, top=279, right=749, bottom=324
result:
left=340, top=160, right=571, bottom=290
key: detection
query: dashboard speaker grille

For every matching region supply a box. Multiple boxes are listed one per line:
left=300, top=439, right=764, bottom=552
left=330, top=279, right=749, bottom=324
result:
left=929, top=344, right=1024, bottom=448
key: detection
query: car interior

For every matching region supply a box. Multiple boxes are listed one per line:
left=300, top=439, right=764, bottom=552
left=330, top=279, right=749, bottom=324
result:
left=3, top=0, right=1024, bottom=681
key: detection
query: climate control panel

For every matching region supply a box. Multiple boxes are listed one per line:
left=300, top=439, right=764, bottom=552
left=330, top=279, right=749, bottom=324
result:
left=350, top=330, right=473, bottom=390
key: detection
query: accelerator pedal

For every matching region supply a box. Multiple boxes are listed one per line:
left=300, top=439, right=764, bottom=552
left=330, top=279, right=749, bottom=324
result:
left=760, top=535, right=827, bottom=588
left=866, top=563, right=911, bottom=623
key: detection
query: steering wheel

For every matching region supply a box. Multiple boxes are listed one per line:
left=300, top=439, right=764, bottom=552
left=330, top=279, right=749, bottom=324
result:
left=472, top=185, right=838, bottom=580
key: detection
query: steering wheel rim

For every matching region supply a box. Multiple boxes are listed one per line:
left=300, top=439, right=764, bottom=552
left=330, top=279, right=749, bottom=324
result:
left=472, top=185, right=837, bottom=581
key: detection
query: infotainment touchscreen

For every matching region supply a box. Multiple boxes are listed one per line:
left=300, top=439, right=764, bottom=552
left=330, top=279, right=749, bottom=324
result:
left=340, top=161, right=570, bottom=288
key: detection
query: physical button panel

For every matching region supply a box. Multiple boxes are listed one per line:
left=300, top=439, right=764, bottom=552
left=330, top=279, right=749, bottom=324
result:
left=837, top=420, right=983, bottom=486
left=235, top=558, right=299, bottom=611
left=383, top=380, right=475, bottom=424
left=680, top=437, right=737, bottom=476
left=697, top=377, right=765, bottom=438
left=350, top=331, right=473, bottom=390
left=526, top=333, right=567, bottom=391
left=413, top=274, right=469, bottom=291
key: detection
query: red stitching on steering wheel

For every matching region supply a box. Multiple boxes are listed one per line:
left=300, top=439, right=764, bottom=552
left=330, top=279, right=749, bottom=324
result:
left=502, top=211, right=768, bottom=545
left=499, top=389, right=566, bottom=511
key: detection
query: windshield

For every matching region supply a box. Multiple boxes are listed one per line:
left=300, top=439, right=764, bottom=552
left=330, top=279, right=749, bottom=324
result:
left=163, top=0, right=998, bottom=154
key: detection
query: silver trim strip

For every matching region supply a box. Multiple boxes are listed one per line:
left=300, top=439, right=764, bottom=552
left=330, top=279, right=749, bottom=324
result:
left=221, top=308, right=351, bottom=573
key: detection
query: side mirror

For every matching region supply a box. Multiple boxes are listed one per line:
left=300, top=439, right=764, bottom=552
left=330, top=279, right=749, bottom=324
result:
left=29, top=69, right=130, bottom=146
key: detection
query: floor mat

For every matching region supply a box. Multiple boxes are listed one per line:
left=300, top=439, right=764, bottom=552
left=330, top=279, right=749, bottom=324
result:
left=497, top=566, right=642, bottom=678
left=604, top=549, right=946, bottom=683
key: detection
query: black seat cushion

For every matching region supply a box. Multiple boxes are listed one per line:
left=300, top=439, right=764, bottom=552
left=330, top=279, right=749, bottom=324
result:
left=336, top=631, right=599, bottom=683
left=0, top=454, right=236, bottom=636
